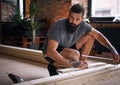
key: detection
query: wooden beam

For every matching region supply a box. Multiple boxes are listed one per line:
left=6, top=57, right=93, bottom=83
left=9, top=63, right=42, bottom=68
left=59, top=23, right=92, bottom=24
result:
left=12, top=64, right=120, bottom=85
left=0, top=44, right=48, bottom=64
left=57, top=62, right=107, bottom=73
left=82, top=54, right=113, bottom=61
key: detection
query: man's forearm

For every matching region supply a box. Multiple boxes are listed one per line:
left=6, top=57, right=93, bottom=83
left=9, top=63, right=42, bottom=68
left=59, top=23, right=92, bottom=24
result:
left=89, top=28, right=114, bottom=50
left=95, top=32, right=113, bottom=50
left=95, top=32, right=119, bottom=54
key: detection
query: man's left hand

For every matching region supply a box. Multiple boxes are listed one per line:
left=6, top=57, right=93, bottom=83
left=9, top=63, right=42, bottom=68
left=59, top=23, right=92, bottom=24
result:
left=110, top=49, right=120, bottom=63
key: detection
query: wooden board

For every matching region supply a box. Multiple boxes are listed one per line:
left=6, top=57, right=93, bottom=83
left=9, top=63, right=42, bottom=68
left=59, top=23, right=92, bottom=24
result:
left=57, top=62, right=107, bottom=73
left=0, top=44, right=48, bottom=64
left=12, top=64, right=120, bottom=85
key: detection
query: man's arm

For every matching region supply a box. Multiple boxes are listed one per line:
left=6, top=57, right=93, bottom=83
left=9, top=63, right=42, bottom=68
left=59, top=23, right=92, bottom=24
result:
left=88, top=28, right=119, bottom=63
left=46, top=39, right=88, bottom=68
left=46, top=39, right=71, bottom=67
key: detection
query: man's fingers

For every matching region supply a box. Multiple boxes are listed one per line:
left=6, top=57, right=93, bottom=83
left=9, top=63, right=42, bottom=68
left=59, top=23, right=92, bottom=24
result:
left=81, top=65, right=88, bottom=69
left=113, top=55, right=120, bottom=63
left=80, top=61, right=88, bottom=69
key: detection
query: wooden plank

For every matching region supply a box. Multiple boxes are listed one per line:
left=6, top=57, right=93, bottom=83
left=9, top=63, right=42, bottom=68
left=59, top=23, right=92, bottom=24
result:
left=0, top=44, right=48, bottom=64
left=55, top=65, right=119, bottom=85
left=57, top=62, right=106, bottom=73
left=12, top=64, right=120, bottom=85
left=85, top=71, right=120, bottom=85
left=82, top=54, right=113, bottom=61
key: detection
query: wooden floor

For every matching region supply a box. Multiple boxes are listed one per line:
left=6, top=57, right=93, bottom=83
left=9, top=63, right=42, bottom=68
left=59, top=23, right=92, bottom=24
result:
left=0, top=53, right=49, bottom=85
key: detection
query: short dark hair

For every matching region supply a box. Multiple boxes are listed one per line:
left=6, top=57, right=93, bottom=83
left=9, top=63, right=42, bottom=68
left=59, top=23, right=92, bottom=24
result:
left=70, top=4, right=85, bottom=16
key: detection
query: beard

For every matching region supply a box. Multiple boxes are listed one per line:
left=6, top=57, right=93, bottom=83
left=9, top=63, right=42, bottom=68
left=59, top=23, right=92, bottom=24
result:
left=66, top=20, right=79, bottom=33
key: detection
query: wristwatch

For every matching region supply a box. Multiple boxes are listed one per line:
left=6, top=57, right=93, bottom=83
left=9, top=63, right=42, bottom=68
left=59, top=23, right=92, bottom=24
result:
left=70, top=61, right=81, bottom=67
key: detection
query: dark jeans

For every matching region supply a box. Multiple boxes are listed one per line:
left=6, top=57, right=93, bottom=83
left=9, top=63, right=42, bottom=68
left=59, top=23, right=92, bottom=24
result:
left=45, top=44, right=77, bottom=76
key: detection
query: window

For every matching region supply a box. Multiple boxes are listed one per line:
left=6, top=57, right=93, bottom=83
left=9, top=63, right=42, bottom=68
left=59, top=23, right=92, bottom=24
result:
left=88, top=0, right=120, bottom=22
left=3, top=0, right=24, bottom=19
left=19, top=0, right=24, bottom=19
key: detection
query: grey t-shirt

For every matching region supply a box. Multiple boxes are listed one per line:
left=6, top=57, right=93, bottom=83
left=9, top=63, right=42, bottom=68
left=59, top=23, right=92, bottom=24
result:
left=42, top=18, right=92, bottom=54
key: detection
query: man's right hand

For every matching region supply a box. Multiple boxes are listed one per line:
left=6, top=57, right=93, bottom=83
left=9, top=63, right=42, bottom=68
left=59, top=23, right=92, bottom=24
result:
left=79, top=61, right=88, bottom=69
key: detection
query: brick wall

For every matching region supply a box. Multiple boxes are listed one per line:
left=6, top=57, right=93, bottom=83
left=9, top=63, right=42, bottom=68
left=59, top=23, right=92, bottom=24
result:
left=34, top=0, right=71, bottom=28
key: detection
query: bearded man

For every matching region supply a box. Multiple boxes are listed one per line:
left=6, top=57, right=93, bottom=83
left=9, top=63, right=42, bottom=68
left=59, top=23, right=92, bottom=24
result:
left=42, top=4, right=119, bottom=76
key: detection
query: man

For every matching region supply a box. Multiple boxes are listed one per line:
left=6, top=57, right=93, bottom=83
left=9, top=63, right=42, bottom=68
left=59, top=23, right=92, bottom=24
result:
left=42, top=4, right=119, bottom=76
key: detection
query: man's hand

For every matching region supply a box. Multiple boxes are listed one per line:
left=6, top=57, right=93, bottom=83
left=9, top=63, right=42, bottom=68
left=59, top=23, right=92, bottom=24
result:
left=79, top=61, right=88, bottom=69
left=110, top=47, right=120, bottom=63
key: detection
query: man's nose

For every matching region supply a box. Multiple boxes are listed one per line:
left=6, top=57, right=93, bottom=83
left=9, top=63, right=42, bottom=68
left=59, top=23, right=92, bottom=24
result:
left=72, top=19, right=76, bottom=24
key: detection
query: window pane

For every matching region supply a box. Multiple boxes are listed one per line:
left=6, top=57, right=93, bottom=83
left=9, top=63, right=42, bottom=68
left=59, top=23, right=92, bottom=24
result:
left=92, top=0, right=120, bottom=17
left=19, top=0, right=23, bottom=19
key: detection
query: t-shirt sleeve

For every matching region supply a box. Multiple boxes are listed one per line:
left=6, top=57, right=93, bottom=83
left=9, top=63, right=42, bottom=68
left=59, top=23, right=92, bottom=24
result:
left=47, top=22, right=61, bottom=43
left=83, top=21, right=92, bottom=34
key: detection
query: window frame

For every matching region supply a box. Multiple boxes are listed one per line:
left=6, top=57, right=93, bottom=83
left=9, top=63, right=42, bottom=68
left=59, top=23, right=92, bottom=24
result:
left=14, top=0, right=29, bottom=19
left=87, top=0, right=118, bottom=23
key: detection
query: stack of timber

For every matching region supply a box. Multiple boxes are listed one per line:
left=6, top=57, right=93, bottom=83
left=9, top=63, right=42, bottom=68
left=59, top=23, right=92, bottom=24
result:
left=0, top=44, right=120, bottom=85
left=12, top=63, right=120, bottom=85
